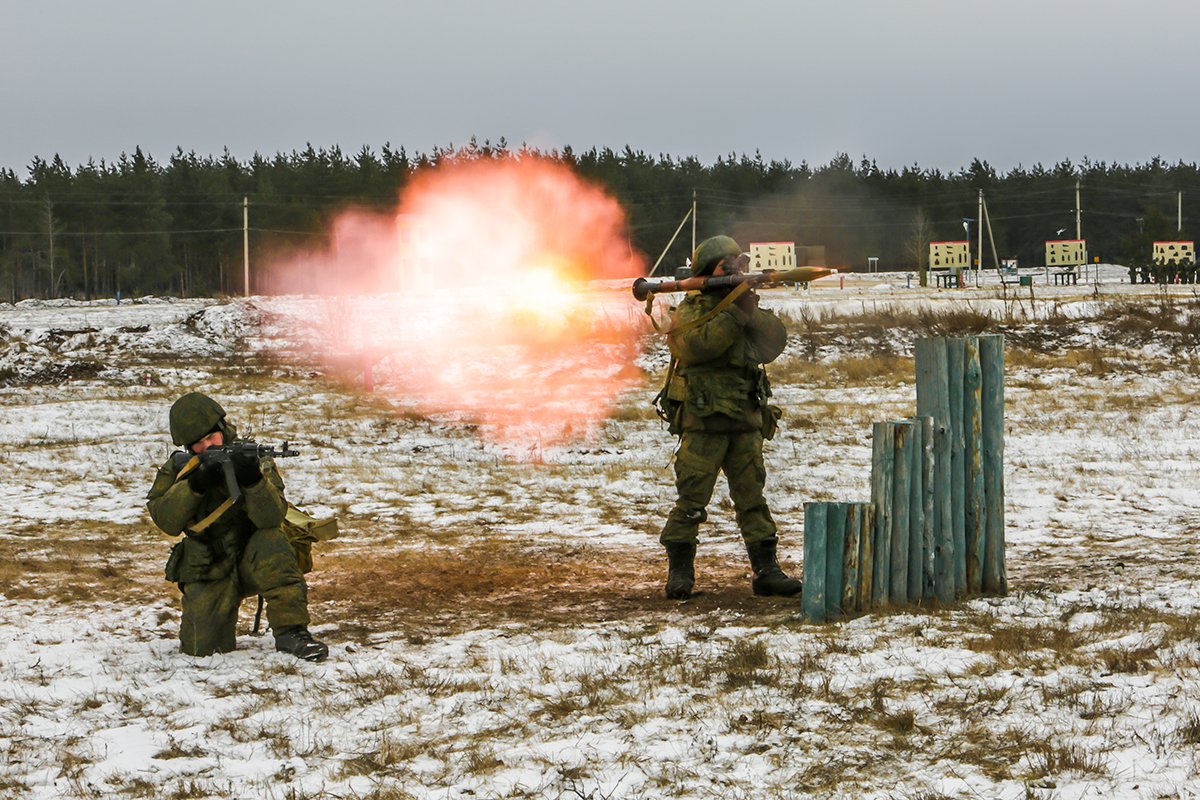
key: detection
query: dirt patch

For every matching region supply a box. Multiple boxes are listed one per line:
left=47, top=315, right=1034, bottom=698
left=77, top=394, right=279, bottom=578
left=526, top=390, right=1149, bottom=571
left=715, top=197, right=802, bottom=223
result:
left=315, top=543, right=800, bottom=641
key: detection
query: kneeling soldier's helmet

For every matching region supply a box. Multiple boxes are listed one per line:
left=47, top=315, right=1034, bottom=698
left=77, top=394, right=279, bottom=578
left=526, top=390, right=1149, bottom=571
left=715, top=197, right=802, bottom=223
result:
left=169, top=392, right=228, bottom=447
left=691, top=235, right=743, bottom=277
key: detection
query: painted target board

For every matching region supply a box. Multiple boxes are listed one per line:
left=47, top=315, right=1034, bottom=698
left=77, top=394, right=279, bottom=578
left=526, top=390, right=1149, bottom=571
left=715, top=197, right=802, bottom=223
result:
left=1153, top=241, right=1195, bottom=265
left=1045, top=239, right=1087, bottom=267
left=929, top=241, right=969, bottom=270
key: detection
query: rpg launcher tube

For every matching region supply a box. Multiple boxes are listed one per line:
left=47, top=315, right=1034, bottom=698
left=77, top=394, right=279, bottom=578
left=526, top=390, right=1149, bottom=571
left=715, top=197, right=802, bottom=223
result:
left=632, top=266, right=837, bottom=301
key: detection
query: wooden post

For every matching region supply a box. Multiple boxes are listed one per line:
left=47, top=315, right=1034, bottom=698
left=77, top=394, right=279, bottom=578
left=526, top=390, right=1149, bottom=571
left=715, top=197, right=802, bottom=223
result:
left=915, top=338, right=951, bottom=602
left=980, top=334, right=1007, bottom=594
left=944, top=337, right=965, bottom=602
left=909, top=415, right=934, bottom=603
left=842, top=502, right=862, bottom=615
left=963, top=337, right=985, bottom=594
left=826, top=502, right=846, bottom=619
left=856, top=501, right=875, bottom=612
left=803, top=503, right=828, bottom=622
left=870, top=422, right=894, bottom=608
left=889, top=420, right=913, bottom=605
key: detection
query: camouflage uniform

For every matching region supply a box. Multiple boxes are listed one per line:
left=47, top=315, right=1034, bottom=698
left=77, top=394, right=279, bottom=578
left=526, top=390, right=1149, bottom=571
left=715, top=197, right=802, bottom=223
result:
left=657, top=236, right=802, bottom=599
left=147, top=393, right=324, bottom=660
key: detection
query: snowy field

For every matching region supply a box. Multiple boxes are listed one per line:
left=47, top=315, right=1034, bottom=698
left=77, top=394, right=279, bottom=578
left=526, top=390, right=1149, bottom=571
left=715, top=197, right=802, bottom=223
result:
left=3, top=268, right=1200, bottom=799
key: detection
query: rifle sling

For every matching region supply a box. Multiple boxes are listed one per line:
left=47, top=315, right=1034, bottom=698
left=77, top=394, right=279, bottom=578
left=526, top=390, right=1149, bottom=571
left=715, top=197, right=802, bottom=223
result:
left=172, top=454, right=237, bottom=536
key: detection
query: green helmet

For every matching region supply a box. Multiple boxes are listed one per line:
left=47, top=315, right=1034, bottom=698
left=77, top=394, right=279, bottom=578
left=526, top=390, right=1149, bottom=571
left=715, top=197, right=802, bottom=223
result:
left=691, top=235, right=742, bottom=277
left=169, top=392, right=227, bottom=447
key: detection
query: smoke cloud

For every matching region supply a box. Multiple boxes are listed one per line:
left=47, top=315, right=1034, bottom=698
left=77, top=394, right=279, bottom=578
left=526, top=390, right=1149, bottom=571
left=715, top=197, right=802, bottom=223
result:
left=265, top=157, right=649, bottom=446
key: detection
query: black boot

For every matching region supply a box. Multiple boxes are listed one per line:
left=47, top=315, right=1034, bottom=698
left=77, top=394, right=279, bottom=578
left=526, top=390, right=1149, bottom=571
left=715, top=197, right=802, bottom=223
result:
left=745, top=538, right=802, bottom=597
left=274, top=626, right=329, bottom=662
left=664, top=542, right=697, bottom=599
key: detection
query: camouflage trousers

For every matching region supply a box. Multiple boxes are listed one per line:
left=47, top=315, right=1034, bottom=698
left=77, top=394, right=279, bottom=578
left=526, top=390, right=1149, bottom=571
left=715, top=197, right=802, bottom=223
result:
left=179, top=526, right=309, bottom=657
left=659, top=429, right=777, bottom=546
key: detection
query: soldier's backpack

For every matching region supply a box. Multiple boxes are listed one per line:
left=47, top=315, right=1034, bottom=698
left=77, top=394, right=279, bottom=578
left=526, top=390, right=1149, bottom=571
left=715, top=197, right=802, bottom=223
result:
left=280, top=504, right=339, bottom=573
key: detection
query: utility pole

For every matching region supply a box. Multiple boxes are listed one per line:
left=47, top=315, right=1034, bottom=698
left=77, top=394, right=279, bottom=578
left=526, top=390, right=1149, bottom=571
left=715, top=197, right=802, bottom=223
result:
left=982, top=195, right=1001, bottom=272
left=691, top=190, right=697, bottom=254
left=977, top=189, right=983, bottom=286
left=649, top=204, right=695, bottom=277
left=46, top=200, right=55, bottom=299
left=242, top=197, right=250, bottom=297
left=1075, top=179, right=1081, bottom=240
left=1179, top=190, right=1183, bottom=232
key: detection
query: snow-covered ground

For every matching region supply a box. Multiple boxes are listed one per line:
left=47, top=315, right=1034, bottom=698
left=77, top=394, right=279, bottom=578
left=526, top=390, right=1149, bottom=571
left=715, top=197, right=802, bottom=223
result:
left=2, top=269, right=1200, bottom=799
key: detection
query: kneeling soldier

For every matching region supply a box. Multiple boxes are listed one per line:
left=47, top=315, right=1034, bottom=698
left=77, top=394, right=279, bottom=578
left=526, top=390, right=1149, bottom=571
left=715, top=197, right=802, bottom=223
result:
left=147, top=392, right=328, bottom=661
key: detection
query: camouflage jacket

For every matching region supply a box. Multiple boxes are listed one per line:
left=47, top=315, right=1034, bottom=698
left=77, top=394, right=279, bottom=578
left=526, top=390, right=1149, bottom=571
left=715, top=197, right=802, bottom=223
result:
left=147, top=454, right=288, bottom=580
left=666, top=291, right=787, bottom=433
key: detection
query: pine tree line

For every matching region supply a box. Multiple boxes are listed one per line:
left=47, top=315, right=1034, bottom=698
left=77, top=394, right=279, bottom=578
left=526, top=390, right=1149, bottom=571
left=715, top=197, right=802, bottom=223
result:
left=1, top=140, right=1196, bottom=301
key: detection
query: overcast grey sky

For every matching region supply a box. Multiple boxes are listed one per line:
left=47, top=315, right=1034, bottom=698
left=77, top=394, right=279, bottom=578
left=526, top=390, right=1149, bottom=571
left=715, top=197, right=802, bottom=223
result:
left=3, top=0, right=1194, bottom=177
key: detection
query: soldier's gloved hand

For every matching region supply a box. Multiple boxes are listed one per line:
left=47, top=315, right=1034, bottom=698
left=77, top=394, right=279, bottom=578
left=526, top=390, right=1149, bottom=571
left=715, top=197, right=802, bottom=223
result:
left=231, top=449, right=262, bottom=486
left=734, top=289, right=760, bottom=313
left=187, top=459, right=224, bottom=494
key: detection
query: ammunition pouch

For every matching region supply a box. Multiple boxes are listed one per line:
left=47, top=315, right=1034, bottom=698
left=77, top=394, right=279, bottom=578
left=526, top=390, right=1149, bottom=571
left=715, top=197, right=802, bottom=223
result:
left=164, top=541, right=185, bottom=583
left=281, top=504, right=339, bottom=574
left=762, top=404, right=783, bottom=441
left=654, top=371, right=687, bottom=436
left=164, top=536, right=235, bottom=584
left=751, top=367, right=772, bottom=404
left=684, top=371, right=753, bottom=420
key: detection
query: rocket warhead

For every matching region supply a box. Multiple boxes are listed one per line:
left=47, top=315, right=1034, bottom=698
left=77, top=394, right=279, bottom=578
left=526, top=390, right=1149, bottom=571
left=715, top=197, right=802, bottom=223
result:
left=770, top=266, right=838, bottom=284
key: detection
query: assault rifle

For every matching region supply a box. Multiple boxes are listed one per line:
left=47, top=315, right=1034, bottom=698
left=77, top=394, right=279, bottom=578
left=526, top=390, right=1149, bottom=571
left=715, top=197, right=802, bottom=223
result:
left=632, top=265, right=837, bottom=301
left=172, top=440, right=300, bottom=502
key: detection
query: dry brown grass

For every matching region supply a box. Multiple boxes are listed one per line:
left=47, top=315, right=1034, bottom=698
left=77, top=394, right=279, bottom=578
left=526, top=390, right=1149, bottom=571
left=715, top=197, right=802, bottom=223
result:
left=1178, top=714, right=1200, bottom=746
left=772, top=353, right=914, bottom=388
left=337, top=732, right=432, bottom=780
left=1006, top=346, right=1126, bottom=376
left=1024, top=739, right=1107, bottom=780
left=1097, top=645, right=1159, bottom=675
left=317, top=541, right=797, bottom=640
left=780, top=304, right=996, bottom=340
left=344, top=786, right=420, bottom=800
left=0, top=521, right=170, bottom=603
left=2, top=513, right=803, bottom=644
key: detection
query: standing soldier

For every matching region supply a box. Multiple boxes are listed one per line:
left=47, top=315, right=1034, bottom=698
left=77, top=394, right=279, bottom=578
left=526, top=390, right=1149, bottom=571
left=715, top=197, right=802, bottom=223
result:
left=656, top=236, right=803, bottom=599
left=147, top=392, right=329, bottom=661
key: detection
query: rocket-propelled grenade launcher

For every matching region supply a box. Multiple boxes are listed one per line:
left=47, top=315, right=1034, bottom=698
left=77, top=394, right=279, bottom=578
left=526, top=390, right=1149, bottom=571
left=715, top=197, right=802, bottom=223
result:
left=632, top=265, right=838, bottom=302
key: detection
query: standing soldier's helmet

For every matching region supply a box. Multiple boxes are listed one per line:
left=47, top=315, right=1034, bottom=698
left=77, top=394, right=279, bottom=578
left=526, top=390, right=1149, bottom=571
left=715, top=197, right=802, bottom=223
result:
left=169, top=392, right=228, bottom=447
left=690, top=235, right=743, bottom=277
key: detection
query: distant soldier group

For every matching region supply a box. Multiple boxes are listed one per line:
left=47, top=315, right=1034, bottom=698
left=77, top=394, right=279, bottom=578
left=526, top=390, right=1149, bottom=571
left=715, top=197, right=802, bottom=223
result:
left=1128, top=260, right=1199, bottom=284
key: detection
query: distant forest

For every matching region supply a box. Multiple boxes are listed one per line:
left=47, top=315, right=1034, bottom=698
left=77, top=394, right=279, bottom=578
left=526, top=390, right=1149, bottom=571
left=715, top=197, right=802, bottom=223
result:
left=1, top=139, right=1197, bottom=300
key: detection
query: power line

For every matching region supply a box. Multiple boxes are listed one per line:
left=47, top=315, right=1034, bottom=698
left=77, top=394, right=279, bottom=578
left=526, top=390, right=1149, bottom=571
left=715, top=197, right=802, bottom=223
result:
left=0, top=227, right=241, bottom=236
